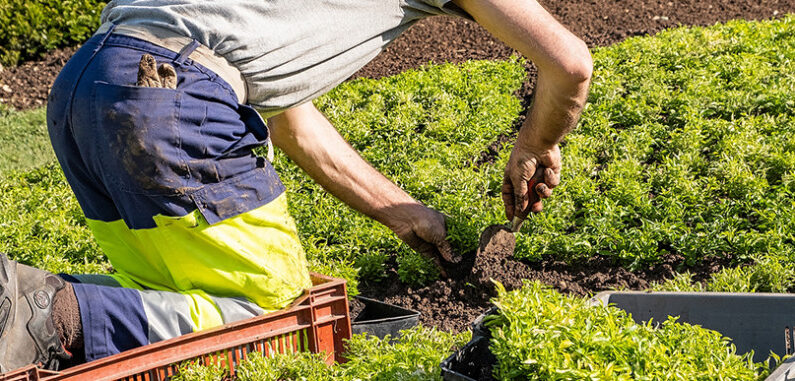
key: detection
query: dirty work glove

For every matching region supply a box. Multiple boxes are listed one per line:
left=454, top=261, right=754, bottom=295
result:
left=137, top=54, right=177, bottom=89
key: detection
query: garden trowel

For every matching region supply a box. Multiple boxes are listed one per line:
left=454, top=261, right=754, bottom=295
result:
left=445, top=167, right=545, bottom=277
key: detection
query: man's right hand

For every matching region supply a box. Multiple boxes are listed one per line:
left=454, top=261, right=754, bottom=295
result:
left=269, top=104, right=458, bottom=275
left=502, top=142, right=561, bottom=222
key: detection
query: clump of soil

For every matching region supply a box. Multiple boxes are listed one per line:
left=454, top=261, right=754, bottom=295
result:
left=348, top=297, right=365, bottom=321
left=359, top=228, right=735, bottom=333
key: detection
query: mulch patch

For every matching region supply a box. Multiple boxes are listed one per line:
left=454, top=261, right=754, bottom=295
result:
left=0, top=47, right=76, bottom=110
left=354, top=0, right=791, bottom=80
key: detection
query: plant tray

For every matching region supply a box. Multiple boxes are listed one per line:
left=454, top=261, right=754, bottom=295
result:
left=1, top=272, right=351, bottom=381
left=350, top=296, right=420, bottom=340
left=440, top=308, right=497, bottom=381
left=441, top=293, right=795, bottom=381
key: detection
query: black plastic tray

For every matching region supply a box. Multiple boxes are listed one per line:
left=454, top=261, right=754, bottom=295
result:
left=440, top=307, right=497, bottom=381
left=351, top=296, right=420, bottom=339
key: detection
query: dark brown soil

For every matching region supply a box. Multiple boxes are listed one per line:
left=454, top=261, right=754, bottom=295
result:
left=0, top=47, right=76, bottom=110
left=360, top=225, right=735, bottom=333
left=353, top=0, right=792, bottom=80
left=349, top=297, right=365, bottom=321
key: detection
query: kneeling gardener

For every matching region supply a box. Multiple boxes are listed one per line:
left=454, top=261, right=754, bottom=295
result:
left=0, top=0, right=591, bottom=370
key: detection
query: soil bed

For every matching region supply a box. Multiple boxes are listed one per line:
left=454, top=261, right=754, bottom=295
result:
left=360, top=226, right=735, bottom=333
left=353, top=0, right=791, bottom=80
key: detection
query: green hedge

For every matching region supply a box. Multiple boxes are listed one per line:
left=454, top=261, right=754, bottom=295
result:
left=0, top=0, right=104, bottom=66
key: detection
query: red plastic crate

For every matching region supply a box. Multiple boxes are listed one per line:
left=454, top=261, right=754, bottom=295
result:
left=1, top=273, right=351, bottom=381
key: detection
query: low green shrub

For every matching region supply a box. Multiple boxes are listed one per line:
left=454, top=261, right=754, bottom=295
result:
left=396, top=252, right=439, bottom=286
left=354, top=250, right=389, bottom=282
left=652, top=256, right=795, bottom=293
left=235, top=352, right=331, bottom=381
left=487, top=281, right=770, bottom=380
left=337, top=326, right=469, bottom=381
left=0, top=0, right=105, bottom=66
left=173, top=326, right=469, bottom=381
left=0, top=164, right=106, bottom=274
left=170, top=360, right=228, bottom=381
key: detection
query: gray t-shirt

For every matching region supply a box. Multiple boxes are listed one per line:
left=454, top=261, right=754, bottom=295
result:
left=101, top=0, right=470, bottom=114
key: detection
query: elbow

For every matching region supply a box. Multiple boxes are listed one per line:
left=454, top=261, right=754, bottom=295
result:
left=546, top=41, right=592, bottom=110
left=559, top=40, right=593, bottom=86
left=538, top=37, right=592, bottom=90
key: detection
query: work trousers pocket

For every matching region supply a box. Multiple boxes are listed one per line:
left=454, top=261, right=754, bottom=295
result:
left=91, top=81, right=189, bottom=196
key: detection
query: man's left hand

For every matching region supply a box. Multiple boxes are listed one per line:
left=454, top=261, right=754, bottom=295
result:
left=388, top=204, right=456, bottom=276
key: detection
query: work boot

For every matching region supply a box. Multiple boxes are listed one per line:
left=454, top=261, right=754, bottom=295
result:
left=0, top=254, right=71, bottom=372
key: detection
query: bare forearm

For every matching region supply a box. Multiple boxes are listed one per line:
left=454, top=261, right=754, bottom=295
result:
left=453, top=0, right=592, bottom=220
left=518, top=71, right=589, bottom=150
left=268, top=103, right=418, bottom=229
left=454, top=0, right=591, bottom=149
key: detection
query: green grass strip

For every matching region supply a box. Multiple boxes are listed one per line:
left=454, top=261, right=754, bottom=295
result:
left=0, top=107, right=55, bottom=176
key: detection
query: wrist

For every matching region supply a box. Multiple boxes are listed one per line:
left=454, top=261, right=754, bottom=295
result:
left=372, top=194, right=424, bottom=232
left=516, top=124, right=558, bottom=153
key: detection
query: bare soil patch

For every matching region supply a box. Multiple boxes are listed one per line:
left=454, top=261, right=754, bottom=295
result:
left=361, top=230, right=735, bottom=333
left=353, top=0, right=791, bottom=80
left=0, top=47, right=76, bottom=110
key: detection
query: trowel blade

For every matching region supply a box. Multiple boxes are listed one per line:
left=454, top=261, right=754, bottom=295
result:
left=477, top=224, right=517, bottom=259
left=443, top=224, right=517, bottom=279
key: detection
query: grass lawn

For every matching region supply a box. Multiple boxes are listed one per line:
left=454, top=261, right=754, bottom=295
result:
left=0, top=107, right=55, bottom=176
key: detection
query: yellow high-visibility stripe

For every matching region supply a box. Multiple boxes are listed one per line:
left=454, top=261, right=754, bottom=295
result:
left=86, top=193, right=311, bottom=331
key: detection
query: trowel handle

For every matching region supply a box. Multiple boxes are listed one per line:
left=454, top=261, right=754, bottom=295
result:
left=510, top=216, right=524, bottom=232
left=510, top=167, right=545, bottom=232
